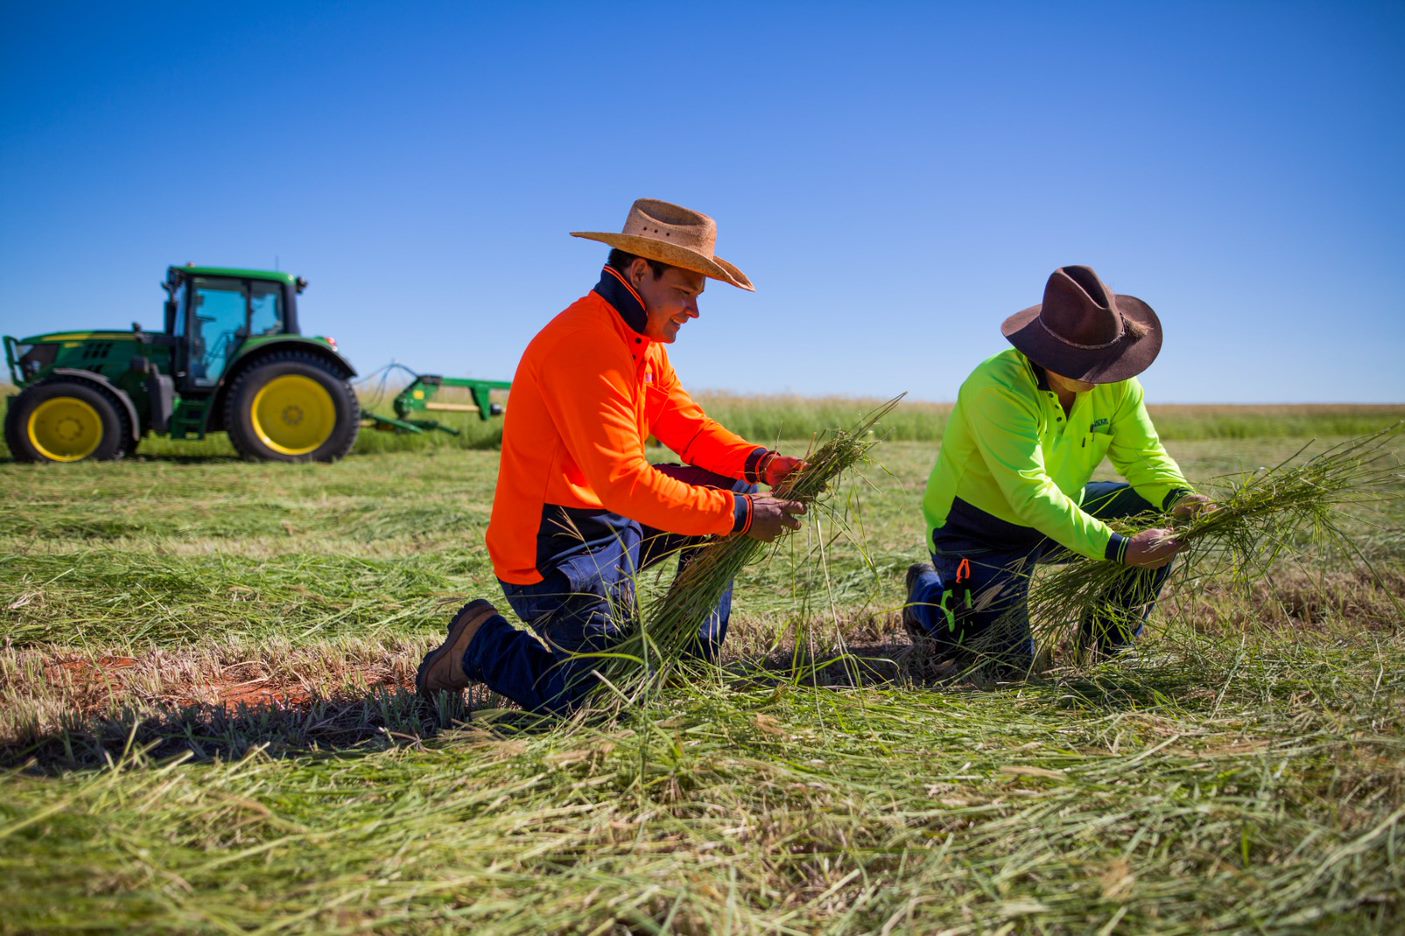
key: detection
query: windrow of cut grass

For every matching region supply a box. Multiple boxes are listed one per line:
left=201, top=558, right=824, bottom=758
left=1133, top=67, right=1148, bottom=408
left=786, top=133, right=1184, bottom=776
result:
left=1, top=548, right=478, bottom=649
left=2, top=630, right=1402, bottom=933
left=5, top=564, right=1403, bottom=770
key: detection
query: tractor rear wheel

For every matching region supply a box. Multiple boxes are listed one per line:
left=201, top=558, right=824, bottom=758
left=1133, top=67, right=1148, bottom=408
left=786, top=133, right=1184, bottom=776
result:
left=5, top=380, right=130, bottom=464
left=224, top=351, right=359, bottom=462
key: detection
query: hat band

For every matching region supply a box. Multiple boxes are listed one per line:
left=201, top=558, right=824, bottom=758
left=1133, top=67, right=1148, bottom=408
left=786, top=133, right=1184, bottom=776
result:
left=1036, top=313, right=1126, bottom=350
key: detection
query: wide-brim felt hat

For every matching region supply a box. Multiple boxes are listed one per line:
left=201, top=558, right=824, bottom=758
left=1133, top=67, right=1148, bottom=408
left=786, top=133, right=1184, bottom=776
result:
left=572, top=198, right=755, bottom=291
left=1001, top=265, right=1162, bottom=383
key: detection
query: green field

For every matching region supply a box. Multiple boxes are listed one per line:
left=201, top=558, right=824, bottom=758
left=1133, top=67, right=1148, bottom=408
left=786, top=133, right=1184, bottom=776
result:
left=2, top=403, right=1403, bottom=933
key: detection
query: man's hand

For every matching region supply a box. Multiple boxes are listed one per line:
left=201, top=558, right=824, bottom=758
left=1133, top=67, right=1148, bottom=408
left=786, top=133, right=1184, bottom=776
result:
left=1172, top=493, right=1217, bottom=521
left=746, top=496, right=806, bottom=541
left=1124, top=528, right=1183, bottom=569
left=763, top=454, right=807, bottom=489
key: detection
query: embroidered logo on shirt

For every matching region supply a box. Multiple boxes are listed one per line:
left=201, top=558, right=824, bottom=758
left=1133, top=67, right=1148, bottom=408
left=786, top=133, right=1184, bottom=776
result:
left=1089, top=418, right=1111, bottom=433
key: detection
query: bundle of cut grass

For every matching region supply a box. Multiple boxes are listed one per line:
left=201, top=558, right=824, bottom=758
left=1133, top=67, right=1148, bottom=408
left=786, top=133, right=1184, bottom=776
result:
left=1023, top=423, right=1405, bottom=661
left=589, top=395, right=905, bottom=706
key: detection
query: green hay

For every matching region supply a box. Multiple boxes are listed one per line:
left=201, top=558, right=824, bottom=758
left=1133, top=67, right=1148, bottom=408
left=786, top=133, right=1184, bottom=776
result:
left=1022, top=423, right=1405, bottom=664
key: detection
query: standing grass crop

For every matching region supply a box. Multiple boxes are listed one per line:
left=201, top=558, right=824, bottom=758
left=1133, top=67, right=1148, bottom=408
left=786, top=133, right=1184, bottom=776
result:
left=6, top=382, right=1399, bottom=461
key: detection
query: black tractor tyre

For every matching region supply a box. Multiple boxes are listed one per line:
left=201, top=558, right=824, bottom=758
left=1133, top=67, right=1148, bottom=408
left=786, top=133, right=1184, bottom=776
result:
left=4, top=379, right=130, bottom=464
left=224, top=351, right=360, bottom=463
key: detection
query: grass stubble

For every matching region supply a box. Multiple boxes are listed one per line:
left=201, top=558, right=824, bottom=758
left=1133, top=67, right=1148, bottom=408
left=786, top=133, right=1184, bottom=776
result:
left=0, top=406, right=1402, bottom=933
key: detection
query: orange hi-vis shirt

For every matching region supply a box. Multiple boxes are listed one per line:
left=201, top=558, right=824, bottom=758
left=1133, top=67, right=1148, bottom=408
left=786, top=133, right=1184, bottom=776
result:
left=487, top=267, right=769, bottom=585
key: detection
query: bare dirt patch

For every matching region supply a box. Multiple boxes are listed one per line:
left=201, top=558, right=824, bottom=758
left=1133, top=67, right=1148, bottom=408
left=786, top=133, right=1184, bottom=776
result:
left=32, top=643, right=421, bottom=719
left=47, top=655, right=330, bottom=712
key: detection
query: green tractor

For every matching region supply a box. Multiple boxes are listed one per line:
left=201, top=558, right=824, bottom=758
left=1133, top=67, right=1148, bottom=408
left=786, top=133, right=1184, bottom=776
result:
left=4, top=265, right=360, bottom=463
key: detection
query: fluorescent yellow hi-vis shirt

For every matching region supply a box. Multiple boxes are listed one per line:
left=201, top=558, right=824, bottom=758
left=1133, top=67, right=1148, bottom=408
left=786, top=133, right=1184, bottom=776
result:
left=922, top=349, right=1193, bottom=562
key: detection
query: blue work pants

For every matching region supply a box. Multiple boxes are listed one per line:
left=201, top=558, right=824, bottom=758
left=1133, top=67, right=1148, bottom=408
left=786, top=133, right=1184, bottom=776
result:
left=907, top=482, right=1173, bottom=676
left=463, top=466, right=754, bottom=714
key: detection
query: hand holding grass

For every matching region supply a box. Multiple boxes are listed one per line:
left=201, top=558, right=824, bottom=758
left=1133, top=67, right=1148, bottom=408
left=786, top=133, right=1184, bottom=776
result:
left=1171, top=492, right=1217, bottom=520
left=1124, top=496, right=1215, bottom=567
left=762, top=454, right=807, bottom=487
left=746, top=496, right=806, bottom=541
left=598, top=396, right=904, bottom=704
left=1125, top=528, right=1183, bottom=568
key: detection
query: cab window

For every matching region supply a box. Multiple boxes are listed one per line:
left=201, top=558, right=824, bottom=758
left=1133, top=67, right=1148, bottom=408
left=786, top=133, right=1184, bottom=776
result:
left=250, top=282, right=283, bottom=336
left=190, top=278, right=246, bottom=386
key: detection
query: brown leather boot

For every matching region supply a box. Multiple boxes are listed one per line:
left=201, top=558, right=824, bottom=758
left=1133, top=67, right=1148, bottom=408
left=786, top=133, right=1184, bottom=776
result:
left=416, top=599, right=499, bottom=698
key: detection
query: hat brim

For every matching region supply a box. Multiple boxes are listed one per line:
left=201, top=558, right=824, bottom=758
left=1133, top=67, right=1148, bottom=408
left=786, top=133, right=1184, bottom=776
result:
left=571, top=231, right=755, bottom=291
left=1001, top=294, right=1162, bottom=383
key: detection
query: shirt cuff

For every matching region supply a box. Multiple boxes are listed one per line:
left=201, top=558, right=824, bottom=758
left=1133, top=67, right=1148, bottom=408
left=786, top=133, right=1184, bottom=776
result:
left=731, top=493, right=754, bottom=534
left=743, top=447, right=773, bottom=484
left=1162, top=488, right=1195, bottom=511
left=1104, top=533, right=1130, bottom=564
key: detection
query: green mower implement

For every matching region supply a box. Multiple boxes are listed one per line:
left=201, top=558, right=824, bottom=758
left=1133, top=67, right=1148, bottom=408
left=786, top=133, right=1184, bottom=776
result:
left=4, top=265, right=360, bottom=463
left=363, top=372, right=511, bottom=436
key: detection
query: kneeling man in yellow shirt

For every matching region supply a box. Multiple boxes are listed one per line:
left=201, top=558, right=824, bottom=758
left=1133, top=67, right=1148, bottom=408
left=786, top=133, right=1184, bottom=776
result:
left=907, top=265, right=1212, bottom=677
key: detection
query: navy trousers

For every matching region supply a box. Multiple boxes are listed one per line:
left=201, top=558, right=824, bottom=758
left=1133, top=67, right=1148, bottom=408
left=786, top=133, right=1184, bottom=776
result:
left=462, top=465, right=755, bottom=714
left=907, top=482, right=1173, bottom=675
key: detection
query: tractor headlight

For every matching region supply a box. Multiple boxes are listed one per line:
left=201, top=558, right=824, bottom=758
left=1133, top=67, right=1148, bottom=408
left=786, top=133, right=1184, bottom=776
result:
left=18, top=342, right=57, bottom=379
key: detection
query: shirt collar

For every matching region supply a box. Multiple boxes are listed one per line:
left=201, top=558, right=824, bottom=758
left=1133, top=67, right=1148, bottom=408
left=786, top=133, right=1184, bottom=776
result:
left=592, top=265, right=649, bottom=336
left=1019, top=352, right=1052, bottom=391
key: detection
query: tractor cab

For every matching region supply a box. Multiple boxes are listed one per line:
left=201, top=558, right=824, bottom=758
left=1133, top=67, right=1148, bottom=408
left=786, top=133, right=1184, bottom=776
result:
left=163, top=265, right=306, bottom=390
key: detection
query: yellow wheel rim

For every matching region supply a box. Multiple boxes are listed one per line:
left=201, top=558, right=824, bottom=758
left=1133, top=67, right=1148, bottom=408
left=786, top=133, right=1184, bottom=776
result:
left=28, top=397, right=103, bottom=462
left=250, top=375, right=336, bottom=456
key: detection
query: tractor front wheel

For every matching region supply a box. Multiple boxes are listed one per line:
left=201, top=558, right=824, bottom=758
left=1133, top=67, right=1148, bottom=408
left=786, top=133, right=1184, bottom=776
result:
left=224, top=352, right=359, bottom=462
left=5, top=380, right=130, bottom=464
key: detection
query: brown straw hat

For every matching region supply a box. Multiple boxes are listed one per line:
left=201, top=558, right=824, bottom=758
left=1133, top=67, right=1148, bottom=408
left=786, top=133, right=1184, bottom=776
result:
left=572, top=198, right=755, bottom=291
left=1001, top=265, right=1162, bottom=383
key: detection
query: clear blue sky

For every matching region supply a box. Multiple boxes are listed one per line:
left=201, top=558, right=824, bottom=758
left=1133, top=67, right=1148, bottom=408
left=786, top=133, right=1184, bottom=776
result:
left=3, top=1, right=1402, bottom=403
